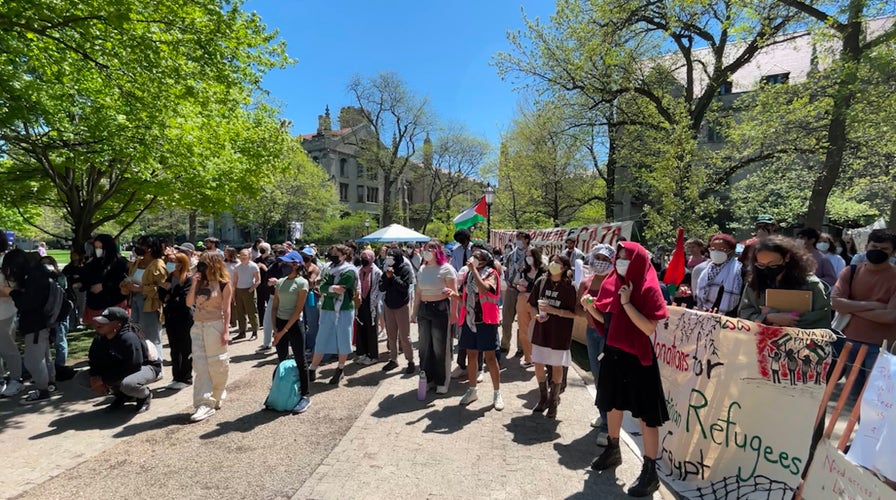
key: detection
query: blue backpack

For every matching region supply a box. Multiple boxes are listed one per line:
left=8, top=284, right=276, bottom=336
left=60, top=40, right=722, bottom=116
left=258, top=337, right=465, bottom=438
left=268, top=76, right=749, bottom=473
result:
left=264, top=359, right=301, bottom=411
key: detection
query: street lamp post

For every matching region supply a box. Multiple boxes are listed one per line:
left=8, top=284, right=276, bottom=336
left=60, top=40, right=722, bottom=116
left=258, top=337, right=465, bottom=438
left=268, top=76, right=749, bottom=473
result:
left=483, top=183, right=496, bottom=244
left=364, top=218, right=370, bottom=234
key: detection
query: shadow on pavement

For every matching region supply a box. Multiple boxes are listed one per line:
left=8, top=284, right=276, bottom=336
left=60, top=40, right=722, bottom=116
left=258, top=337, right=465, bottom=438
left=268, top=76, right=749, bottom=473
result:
left=197, top=407, right=288, bottom=440
left=406, top=404, right=490, bottom=434
left=371, top=389, right=431, bottom=418
left=112, top=412, right=187, bottom=438
left=29, top=406, right=138, bottom=440
left=554, top=427, right=601, bottom=470
left=504, top=413, right=560, bottom=445
left=565, top=470, right=629, bottom=499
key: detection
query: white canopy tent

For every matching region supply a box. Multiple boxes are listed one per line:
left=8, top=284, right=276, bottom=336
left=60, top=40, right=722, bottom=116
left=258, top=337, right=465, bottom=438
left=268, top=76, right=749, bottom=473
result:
left=357, top=224, right=431, bottom=243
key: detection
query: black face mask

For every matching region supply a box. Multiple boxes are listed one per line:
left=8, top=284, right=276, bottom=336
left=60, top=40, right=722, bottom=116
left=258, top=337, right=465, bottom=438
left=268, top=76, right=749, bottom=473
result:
left=866, top=249, right=890, bottom=264
left=133, top=246, right=145, bottom=256
left=328, top=254, right=341, bottom=265
left=756, top=265, right=785, bottom=289
left=196, top=262, right=208, bottom=273
left=360, top=258, right=371, bottom=267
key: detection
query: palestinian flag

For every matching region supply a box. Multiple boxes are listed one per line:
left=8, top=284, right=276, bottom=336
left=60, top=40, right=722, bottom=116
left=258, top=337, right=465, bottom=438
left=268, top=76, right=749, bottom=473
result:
left=664, top=227, right=687, bottom=286
left=454, top=197, right=488, bottom=230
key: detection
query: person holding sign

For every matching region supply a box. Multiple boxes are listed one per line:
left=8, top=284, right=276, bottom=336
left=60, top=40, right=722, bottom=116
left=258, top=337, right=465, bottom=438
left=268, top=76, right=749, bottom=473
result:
left=590, top=242, right=668, bottom=498
left=738, top=236, right=831, bottom=330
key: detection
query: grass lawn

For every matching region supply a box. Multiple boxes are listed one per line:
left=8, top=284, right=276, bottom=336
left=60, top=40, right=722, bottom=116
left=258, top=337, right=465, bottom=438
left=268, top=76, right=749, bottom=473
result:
left=14, top=326, right=96, bottom=365
left=46, top=249, right=71, bottom=267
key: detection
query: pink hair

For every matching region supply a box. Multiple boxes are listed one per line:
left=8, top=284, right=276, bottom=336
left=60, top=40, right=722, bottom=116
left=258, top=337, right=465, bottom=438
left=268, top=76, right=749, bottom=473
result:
left=425, top=240, right=448, bottom=266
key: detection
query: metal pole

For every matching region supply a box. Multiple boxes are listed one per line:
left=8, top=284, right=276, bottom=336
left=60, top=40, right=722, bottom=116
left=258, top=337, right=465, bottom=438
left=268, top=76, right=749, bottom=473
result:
left=486, top=204, right=491, bottom=245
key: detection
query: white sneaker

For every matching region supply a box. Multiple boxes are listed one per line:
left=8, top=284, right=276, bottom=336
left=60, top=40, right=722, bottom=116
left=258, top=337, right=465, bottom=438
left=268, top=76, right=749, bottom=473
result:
left=355, top=355, right=369, bottom=364
left=190, top=405, right=216, bottom=422
left=592, top=415, right=603, bottom=428
left=1, top=380, right=24, bottom=398
left=358, top=355, right=377, bottom=366
left=476, top=371, right=484, bottom=383
left=460, top=388, right=478, bottom=405
left=0, top=380, right=5, bottom=394
left=436, top=385, right=449, bottom=394
left=493, top=391, right=505, bottom=411
left=595, top=432, right=609, bottom=447
left=450, top=366, right=465, bottom=379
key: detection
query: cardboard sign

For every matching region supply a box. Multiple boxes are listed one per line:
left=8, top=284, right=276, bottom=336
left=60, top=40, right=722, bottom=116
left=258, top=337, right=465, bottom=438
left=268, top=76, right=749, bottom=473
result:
left=847, top=351, right=896, bottom=483
left=804, top=440, right=896, bottom=500
left=490, top=221, right=633, bottom=257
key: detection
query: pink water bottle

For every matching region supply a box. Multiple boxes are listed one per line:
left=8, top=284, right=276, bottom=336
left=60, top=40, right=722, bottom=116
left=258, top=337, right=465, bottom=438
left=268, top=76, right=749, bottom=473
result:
left=417, top=371, right=427, bottom=401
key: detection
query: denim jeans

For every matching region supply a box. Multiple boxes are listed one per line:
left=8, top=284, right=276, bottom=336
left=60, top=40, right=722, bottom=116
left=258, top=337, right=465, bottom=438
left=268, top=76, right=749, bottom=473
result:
left=54, top=318, right=68, bottom=366
left=585, top=326, right=609, bottom=432
left=303, top=300, right=320, bottom=354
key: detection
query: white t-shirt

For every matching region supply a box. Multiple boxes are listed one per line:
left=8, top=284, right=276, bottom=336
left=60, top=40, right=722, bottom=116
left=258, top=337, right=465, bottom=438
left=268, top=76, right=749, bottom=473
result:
left=233, top=261, right=259, bottom=289
left=0, top=271, right=16, bottom=320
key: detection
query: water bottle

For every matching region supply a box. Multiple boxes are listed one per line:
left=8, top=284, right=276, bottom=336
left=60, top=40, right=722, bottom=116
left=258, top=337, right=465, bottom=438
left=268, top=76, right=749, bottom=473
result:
left=417, top=371, right=427, bottom=401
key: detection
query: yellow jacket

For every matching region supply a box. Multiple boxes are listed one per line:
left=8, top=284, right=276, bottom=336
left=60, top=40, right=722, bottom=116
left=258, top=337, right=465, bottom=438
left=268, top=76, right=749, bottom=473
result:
left=121, top=258, right=168, bottom=313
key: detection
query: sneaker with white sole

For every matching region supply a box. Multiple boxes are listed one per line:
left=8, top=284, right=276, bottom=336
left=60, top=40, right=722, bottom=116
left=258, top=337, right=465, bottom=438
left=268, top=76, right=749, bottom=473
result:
left=355, top=355, right=369, bottom=364
left=493, top=390, right=505, bottom=411
left=595, top=432, right=609, bottom=447
left=21, top=389, right=50, bottom=404
left=359, top=356, right=377, bottom=366
left=292, top=396, right=311, bottom=414
left=460, top=388, right=478, bottom=405
left=2, top=380, right=25, bottom=398
left=592, top=415, right=603, bottom=428
left=450, top=366, right=466, bottom=379
left=436, top=385, right=449, bottom=394
left=190, top=405, right=216, bottom=422
left=476, top=371, right=484, bottom=383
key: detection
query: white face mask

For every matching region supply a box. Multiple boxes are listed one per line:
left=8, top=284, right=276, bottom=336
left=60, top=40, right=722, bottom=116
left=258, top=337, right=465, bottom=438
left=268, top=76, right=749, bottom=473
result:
left=615, top=259, right=630, bottom=277
left=469, top=257, right=480, bottom=268
left=385, top=257, right=395, bottom=267
left=94, top=248, right=104, bottom=258
left=709, top=250, right=729, bottom=265
left=548, top=262, right=562, bottom=275
left=835, top=246, right=843, bottom=254
left=590, top=260, right=613, bottom=277
left=525, top=256, right=534, bottom=266
left=422, top=251, right=434, bottom=262
left=815, top=242, right=830, bottom=252
left=44, top=264, right=55, bottom=273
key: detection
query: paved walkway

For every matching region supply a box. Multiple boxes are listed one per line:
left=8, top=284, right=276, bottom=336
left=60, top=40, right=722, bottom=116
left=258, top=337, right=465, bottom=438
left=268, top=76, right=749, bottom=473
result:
left=3, top=325, right=673, bottom=499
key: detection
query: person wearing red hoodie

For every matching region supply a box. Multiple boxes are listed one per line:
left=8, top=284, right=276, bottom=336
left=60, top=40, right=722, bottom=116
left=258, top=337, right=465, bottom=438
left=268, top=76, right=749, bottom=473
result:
left=589, top=241, right=669, bottom=498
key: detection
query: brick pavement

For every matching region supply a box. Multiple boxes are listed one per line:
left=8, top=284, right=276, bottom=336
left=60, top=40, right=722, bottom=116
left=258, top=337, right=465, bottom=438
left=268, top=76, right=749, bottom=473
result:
left=295, top=330, right=674, bottom=500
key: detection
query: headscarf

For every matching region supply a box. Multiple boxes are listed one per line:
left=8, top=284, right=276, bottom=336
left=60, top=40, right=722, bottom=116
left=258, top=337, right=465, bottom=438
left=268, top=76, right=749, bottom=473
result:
left=595, top=241, right=667, bottom=366
left=359, top=249, right=375, bottom=298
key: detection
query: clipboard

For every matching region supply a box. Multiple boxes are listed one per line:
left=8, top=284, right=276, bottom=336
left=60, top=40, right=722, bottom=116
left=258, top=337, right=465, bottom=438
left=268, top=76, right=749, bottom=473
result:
left=765, top=289, right=812, bottom=313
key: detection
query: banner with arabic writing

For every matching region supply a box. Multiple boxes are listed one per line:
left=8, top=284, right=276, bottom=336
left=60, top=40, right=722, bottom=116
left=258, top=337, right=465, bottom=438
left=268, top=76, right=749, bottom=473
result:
left=654, top=307, right=835, bottom=499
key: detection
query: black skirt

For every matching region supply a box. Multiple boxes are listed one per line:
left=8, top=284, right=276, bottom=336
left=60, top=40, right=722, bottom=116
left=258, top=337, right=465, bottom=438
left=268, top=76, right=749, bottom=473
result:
left=597, top=345, right=669, bottom=428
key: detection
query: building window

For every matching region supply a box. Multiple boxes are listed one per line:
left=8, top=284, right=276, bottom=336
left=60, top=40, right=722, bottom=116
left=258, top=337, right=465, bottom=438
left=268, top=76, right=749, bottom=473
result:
left=706, top=125, right=724, bottom=143
left=357, top=185, right=365, bottom=203
left=366, top=186, right=379, bottom=203
left=357, top=163, right=365, bottom=179
left=762, top=73, right=789, bottom=85
left=312, top=156, right=320, bottom=163
left=339, top=183, right=349, bottom=202
left=718, top=80, right=733, bottom=95
left=368, top=168, right=377, bottom=181
left=339, top=158, right=347, bottom=177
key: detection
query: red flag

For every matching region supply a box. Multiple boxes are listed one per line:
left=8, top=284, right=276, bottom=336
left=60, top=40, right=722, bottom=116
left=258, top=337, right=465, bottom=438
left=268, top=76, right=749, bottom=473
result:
left=664, top=227, right=686, bottom=286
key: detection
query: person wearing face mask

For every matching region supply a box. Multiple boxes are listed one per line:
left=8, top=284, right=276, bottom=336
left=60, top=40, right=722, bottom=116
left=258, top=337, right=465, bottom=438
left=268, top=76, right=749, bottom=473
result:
left=308, top=244, right=358, bottom=386
left=185, top=252, right=232, bottom=422
left=528, top=255, right=577, bottom=419
left=738, top=236, right=831, bottom=329
left=355, top=249, right=383, bottom=366
left=694, top=234, right=743, bottom=315
left=449, top=229, right=480, bottom=380
left=62, top=249, right=87, bottom=329
left=158, top=253, right=194, bottom=389
left=300, top=246, right=322, bottom=356
left=822, top=234, right=846, bottom=275
left=454, top=246, right=504, bottom=410
left=589, top=242, right=669, bottom=497
left=501, top=231, right=532, bottom=356
left=0, top=237, right=25, bottom=398
left=271, top=250, right=312, bottom=413
left=82, top=234, right=129, bottom=327
left=40, top=256, right=71, bottom=374
left=512, top=246, right=546, bottom=367
left=120, top=236, right=168, bottom=372
left=579, top=244, right=616, bottom=442
left=411, top=240, right=458, bottom=394
left=830, top=229, right=896, bottom=397
left=378, top=246, right=416, bottom=374
left=795, top=227, right=838, bottom=287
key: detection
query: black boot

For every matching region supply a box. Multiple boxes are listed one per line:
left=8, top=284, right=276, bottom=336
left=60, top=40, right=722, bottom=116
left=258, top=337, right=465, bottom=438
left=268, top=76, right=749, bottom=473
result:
left=546, top=383, right=561, bottom=419
left=591, top=437, right=622, bottom=470
left=627, top=456, right=659, bottom=497
left=533, top=381, right=549, bottom=412
left=560, top=366, right=568, bottom=394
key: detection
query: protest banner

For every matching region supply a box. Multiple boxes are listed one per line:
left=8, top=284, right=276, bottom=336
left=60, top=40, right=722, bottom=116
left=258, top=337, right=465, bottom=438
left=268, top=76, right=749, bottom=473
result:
left=803, top=440, right=896, bottom=500
left=654, top=307, right=835, bottom=499
left=490, top=221, right=633, bottom=257
left=847, top=350, right=896, bottom=483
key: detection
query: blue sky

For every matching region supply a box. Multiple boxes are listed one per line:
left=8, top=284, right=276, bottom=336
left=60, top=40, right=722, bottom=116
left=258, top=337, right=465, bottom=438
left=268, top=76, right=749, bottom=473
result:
left=245, top=1, right=556, bottom=145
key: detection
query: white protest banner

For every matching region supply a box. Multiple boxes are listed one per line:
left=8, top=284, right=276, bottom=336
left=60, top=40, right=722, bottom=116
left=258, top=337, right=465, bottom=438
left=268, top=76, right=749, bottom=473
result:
left=490, top=221, right=633, bottom=257
left=803, top=440, right=896, bottom=500
left=847, top=350, right=896, bottom=483
left=654, top=307, right=835, bottom=499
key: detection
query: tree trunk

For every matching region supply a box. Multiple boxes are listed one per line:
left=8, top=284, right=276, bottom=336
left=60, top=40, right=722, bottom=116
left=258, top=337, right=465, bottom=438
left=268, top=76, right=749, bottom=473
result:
left=605, top=124, right=618, bottom=221
left=381, top=172, right=394, bottom=226
left=805, top=12, right=863, bottom=228
left=188, top=210, right=198, bottom=242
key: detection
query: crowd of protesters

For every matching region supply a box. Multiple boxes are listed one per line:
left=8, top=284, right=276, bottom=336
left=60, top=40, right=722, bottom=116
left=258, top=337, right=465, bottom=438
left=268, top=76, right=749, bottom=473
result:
left=1, top=214, right=893, bottom=498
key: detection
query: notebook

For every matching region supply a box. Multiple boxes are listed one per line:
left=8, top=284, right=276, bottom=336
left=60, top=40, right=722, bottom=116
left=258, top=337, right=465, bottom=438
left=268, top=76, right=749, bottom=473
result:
left=765, top=289, right=813, bottom=313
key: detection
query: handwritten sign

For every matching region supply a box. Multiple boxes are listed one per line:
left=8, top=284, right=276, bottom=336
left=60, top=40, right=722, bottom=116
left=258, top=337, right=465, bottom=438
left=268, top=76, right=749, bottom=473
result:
left=490, top=221, right=633, bottom=257
left=655, top=307, right=835, bottom=498
left=847, top=351, right=896, bottom=483
left=804, top=440, right=896, bottom=500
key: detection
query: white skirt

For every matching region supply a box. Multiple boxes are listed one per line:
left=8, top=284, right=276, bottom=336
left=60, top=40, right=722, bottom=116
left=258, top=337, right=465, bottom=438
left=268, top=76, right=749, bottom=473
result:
left=531, top=345, right=571, bottom=367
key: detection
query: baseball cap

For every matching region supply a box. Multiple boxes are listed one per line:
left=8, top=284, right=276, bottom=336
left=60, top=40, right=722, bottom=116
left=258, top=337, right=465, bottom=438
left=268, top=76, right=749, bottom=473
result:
left=755, top=215, right=776, bottom=225
left=300, top=246, right=315, bottom=257
left=281, top=250, right=304, bottom=264
left=94, top=307, right=129, bottom=324
left=590, top=244, right=616, bottom=261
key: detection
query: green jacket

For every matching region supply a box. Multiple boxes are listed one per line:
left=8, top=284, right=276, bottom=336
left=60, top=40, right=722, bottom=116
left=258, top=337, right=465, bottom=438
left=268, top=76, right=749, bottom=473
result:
left=320, top=264, right=357, bottom=312
left=738, top=275, right=832, bottom=329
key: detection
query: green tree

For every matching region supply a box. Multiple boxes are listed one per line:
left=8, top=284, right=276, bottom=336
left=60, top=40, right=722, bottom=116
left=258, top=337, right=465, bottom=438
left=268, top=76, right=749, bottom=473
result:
left=0, top=0, right=292, bottom=249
